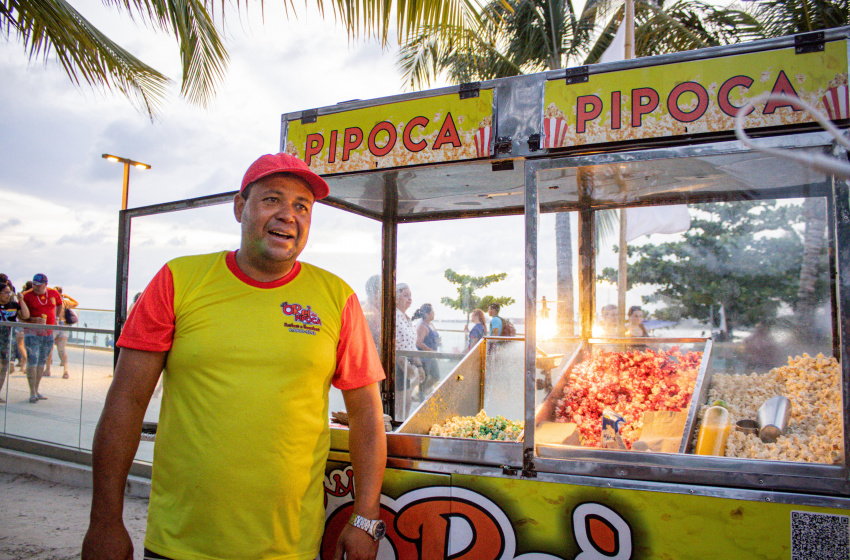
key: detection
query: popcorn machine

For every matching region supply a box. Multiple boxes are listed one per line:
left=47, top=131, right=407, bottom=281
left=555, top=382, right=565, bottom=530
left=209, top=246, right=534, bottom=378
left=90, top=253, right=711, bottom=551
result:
left=281, top=28, right=850, bottom=560
left=115, top=27, right=850, bottom=560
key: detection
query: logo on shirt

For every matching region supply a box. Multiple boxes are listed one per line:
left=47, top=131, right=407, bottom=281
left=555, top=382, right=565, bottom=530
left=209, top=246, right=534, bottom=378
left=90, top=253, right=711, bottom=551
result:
left=281, top=301, right=322, bottom=335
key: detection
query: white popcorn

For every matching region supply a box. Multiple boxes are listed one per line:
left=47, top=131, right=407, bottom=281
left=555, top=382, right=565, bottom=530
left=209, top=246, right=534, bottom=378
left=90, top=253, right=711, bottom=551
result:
left=701, top=354, right=844, bottom=465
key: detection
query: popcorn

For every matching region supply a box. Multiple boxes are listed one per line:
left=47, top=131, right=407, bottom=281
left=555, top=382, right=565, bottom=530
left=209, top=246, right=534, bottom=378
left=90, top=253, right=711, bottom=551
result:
left=554, top=347, right=702, bottom=448
left=430, top=410, right=523, bottom=441
left=701, top=354, right=843, bottom=465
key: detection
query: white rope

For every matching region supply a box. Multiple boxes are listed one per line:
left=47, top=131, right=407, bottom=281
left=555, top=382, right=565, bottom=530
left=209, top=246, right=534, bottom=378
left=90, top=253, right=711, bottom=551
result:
left=733, top=91, right=850, bottom=179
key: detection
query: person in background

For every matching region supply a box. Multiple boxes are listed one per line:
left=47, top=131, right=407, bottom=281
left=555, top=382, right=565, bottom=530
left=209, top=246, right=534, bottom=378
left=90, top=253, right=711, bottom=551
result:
left=0, top=274, right=25, bottom=370
left=362, top=275, right=382, bottom=354
left=21, top=274, right=63, bottom=403
left=127, top=292, right=142, bottom=316
left=488, top=303, right=503, bottom=336
left=47, top=286, right=77, bottom=379
left=627, top=306, right=650, bottom=338
left=413, top=303, right=440, bottom=395
left=83, top=153, right=387, bottom=560
left=15, top=281, right=32, bottom=371
left=600, top=304, right=619, bottom=337
left=395, top=283, right=416, bottom=353
left=0, top=284, right=30, bottom=403
left=468, top=308, right=487, bottom=350
left=395, top=283, right=423, bottom=392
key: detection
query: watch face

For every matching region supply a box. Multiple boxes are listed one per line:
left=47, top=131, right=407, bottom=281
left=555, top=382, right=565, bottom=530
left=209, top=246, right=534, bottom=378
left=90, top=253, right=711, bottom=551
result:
left=371, top=519, right=387, bottom=540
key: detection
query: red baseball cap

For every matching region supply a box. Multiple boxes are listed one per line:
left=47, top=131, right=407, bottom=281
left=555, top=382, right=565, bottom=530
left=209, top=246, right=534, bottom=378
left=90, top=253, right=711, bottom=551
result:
left=241, top=153, right=329, bottom=200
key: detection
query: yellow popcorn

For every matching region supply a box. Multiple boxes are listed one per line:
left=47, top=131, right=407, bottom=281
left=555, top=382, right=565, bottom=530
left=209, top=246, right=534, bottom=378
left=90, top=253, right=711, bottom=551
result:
left=702, top=354, right=843, bottom=465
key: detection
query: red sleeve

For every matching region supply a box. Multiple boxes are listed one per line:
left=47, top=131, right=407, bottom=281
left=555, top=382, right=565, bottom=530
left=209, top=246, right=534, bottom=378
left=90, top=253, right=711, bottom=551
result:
left=117, top=264, right=176, bottom=352
left=332, top=293, right=386, bottom=390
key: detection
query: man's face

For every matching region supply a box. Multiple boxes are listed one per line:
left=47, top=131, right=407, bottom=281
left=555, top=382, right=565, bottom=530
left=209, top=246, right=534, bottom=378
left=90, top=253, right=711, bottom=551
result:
left=234, top=174, right=314, bottom=275
left=33, top=283, right=47, bottom=295
left=0, top=287, right=11, bottom=304
left=488, top=306, right=497, bottom=317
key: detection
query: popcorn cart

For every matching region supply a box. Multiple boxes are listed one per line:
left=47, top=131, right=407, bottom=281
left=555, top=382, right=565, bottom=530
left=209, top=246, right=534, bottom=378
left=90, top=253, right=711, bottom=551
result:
left=118, top=28, right=850, bottom=560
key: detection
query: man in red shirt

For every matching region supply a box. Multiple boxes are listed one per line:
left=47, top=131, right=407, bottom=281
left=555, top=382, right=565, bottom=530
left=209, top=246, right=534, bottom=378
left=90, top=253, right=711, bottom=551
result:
left=22, top=273, right=63, bottom=403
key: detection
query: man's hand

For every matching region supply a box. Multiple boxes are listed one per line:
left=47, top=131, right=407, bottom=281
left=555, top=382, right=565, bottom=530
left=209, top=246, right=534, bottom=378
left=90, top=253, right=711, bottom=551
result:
left=332, top=523, right=379, bottom=560
left=81, top=519, right=133, bottom=560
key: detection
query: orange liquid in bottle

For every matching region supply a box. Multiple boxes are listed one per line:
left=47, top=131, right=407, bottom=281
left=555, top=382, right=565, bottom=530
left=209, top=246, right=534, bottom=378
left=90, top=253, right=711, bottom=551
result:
left=695, top=406, right=730, bottom=456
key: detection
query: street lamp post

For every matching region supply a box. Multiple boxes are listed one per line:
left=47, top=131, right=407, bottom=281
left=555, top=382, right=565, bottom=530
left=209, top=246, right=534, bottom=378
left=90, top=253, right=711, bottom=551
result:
left=102, top=153, right=151, bottom=365
left=101, top=153, right=151, bottom=210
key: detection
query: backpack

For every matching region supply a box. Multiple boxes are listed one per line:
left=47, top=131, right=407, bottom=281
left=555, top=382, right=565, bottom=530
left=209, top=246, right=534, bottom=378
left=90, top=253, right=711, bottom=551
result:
left=499, top=317, right=516, bottom=337
left=64, top=307, right=79, bottom=325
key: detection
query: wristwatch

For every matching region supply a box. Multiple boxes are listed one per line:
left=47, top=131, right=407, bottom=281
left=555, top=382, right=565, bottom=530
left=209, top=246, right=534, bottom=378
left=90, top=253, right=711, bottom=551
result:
left=348, top=513, right=387, bottom=541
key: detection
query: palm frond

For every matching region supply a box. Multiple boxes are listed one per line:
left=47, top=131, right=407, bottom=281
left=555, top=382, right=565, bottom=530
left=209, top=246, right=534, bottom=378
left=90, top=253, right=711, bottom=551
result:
left=582, top=5, right=623, bottom=64
left=634, top=0, right=762, bottom=56
left=753, top=0, right=849, bottom=37
left=95, top=0, right=228, bottom=107
left=3, top=0, right=170, bottom=118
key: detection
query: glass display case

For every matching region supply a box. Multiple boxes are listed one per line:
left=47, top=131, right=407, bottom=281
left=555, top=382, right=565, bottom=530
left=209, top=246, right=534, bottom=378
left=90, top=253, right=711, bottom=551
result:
left=113, top=28, right=850, bottom=558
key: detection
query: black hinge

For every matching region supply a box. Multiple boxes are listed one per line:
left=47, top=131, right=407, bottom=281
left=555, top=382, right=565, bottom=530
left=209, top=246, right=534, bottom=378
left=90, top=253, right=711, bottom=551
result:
left=795, top=31, right=825, bottom=54
left=522, top=448, right=537, bottom=478
left=527, top=133, right=542, bottom=152
left=300, top=109, right=318, bottom=124
left=459, top=82, right=481, bottom=99
left=502, top=465, right=520, bottom=476
left=494, top=136, right=512, bottom=155
left=565, top=66, right=589, bottom=85
left=491, top=160, right=514, bottom=172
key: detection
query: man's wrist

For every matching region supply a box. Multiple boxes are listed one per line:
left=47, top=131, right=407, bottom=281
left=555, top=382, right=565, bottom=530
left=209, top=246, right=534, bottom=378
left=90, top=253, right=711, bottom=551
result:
left=348, top=513, right=386, bottom=541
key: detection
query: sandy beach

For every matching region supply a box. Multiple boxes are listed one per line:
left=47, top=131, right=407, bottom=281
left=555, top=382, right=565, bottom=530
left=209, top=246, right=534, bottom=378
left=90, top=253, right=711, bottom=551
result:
left=1, top=344, right=153, bottom=560
left=0, top=471, right=149, bottom=560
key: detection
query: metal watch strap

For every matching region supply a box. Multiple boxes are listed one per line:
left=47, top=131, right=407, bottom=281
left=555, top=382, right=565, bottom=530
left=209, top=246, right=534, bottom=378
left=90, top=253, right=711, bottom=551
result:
left=348, top=513, right=383, bottom=540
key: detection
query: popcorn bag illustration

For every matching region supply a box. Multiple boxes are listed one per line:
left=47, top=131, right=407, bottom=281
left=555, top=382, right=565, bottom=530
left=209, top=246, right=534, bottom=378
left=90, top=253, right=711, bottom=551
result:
left=543, top=116, right=569, bottom=149
left=822, top=85, right=849, bottom=121
left=474, top=125, right=492, bottom=157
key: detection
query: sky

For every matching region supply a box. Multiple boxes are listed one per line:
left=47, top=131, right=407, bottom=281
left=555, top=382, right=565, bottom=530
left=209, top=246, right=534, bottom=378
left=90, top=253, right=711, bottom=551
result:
left=0, top=0, right=468, bottom=312
left=0, top=0, right=682, bottom=329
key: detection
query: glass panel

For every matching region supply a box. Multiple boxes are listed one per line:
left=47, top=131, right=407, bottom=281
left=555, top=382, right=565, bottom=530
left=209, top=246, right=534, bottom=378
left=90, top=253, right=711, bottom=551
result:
left=0, top=322, right=112, bottom=448
left=395, top=216, right=525, bottom=423
left=324, top=160, right=529, bottom=217
left=536, top=338, right=709, bottom=452
left=301, top=205, right=383, bottom=421
left=130, top=202, right=383, bottom=428
left=537, top=147, right=830, bottom=206
left=419, top=338, right=526, bottom=441
left=534, top=208, right=583, bottom=437
left=535, top=150, right=842, bottom=466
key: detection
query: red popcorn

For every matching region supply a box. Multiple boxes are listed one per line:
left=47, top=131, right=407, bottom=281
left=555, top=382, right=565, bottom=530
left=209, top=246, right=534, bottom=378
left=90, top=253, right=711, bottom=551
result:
left=554, top=347, right=701, bottom=448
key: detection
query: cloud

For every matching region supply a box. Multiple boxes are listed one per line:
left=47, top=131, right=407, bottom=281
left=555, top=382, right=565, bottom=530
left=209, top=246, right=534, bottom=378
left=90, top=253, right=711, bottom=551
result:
left=0, top=0, right=456, bottom=311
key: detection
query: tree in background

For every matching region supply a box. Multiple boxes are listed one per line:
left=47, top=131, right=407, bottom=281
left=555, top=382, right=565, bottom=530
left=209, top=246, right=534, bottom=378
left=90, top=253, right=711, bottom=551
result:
left=441, top=268, right=515, bottom=327
left=598, top=200, right=831, bottom=339
left=3, top=0, right=477, bottom=118
left=398, top=0, right=757, bottom=337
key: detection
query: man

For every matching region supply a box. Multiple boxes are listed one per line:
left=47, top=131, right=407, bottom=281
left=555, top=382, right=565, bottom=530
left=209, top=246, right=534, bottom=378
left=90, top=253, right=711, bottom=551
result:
left=82, top=153, right=388, bottom=560
left=488, top=303, right=503, bottom=336
left=21, top=273, right=63, bottom=403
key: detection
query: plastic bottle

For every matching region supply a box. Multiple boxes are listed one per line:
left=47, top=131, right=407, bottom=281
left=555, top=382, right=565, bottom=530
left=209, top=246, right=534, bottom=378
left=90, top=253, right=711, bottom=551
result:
left=695, top=405, right=730, bottom=456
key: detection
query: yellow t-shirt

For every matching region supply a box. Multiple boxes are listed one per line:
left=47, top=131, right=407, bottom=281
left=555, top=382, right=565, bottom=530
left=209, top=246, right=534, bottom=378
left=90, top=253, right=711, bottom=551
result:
left=118, top=251, right=384, bottom=560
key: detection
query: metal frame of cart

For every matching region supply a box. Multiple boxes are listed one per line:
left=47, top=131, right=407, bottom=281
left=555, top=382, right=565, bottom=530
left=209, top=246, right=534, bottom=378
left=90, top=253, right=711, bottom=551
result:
left=114, top=28, right=850, bottom=515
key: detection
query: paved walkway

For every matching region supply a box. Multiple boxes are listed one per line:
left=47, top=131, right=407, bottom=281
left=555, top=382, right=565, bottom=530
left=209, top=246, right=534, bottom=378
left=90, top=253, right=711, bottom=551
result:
left=2, top=346, right=160, bottom=463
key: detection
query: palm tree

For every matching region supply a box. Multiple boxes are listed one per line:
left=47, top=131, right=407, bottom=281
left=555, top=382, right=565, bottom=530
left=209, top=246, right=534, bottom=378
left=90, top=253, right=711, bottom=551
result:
left=749, top=0, right=849, bottom=339
left=399, top=0, right=756, bottom=336
left=753, top=0, right=849, bottom=36
left=3, top=0, right=480, bottom=118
